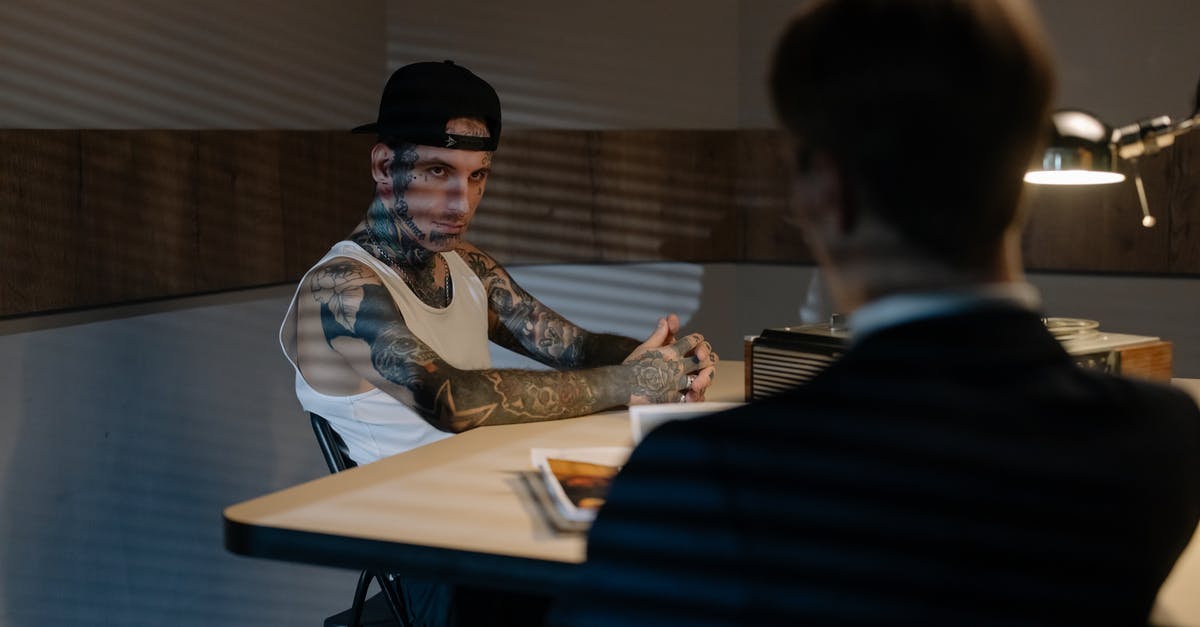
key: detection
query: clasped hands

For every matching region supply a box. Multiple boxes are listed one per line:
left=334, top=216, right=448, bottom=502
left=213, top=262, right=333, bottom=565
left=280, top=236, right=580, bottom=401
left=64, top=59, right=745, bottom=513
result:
left=623, top=313, right=718, bottom=405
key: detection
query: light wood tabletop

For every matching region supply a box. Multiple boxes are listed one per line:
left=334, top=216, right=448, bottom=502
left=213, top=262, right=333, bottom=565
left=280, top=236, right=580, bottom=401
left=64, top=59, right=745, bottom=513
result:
left=224, top=363, right=746, bottom=591
left=224, top=365, right=1200, bottom=615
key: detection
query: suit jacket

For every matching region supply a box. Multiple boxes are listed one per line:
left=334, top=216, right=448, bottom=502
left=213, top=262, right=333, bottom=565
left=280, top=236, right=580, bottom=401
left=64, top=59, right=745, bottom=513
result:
left=552, top=306, right=1200, bottom=626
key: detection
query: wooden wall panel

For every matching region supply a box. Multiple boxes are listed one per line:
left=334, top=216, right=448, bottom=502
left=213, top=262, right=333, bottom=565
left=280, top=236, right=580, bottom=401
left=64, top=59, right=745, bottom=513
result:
left=592, top=130, right=740, bottom=262
left=1166, top=130, right=1200, bottom=273
left=473, top=131, right=597, bottom=263
left=79, top=131, right=200, bottom=306
left=0, top=131, right=80, bottom=314
left=193, top=131, right=285, bottom=291
left=479, top=130, right=742, bottom=264
left=1, top=128, right=1197, bottom=318
left=278, top=133, right=375, bottom=279
left=0, top=130, right=376, bottom=317
left=734, top=130, right=813, bottom=263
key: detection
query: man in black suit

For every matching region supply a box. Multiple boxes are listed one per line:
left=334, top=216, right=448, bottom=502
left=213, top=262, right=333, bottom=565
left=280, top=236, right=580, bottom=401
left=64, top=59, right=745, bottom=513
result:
left=551, top=0, right=1200, bottom=624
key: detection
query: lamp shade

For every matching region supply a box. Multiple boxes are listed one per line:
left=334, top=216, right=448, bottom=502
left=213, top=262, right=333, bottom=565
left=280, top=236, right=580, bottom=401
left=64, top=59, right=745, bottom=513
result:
left=1025, top=110, right=1125, bottom=185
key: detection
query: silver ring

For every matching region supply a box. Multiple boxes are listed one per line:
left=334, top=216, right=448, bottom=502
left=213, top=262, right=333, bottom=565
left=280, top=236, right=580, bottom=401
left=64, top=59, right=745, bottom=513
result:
left=678, top=393, right=687, bottom=403
left=686, top=374, right=696, bottom=388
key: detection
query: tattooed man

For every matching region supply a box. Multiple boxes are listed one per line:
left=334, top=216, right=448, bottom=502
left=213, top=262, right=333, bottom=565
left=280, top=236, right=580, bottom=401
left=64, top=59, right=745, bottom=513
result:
left=280, top=61, right=717, bottom=465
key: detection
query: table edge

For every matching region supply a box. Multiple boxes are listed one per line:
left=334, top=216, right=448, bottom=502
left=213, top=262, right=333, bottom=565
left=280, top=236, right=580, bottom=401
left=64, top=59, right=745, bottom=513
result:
left=222, top=510, right=580, bottom=593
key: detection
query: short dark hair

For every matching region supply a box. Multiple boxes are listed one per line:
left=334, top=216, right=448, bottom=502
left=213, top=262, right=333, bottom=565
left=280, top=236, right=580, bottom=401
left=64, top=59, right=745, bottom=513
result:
left=770, top=0, right=1055, bottom=269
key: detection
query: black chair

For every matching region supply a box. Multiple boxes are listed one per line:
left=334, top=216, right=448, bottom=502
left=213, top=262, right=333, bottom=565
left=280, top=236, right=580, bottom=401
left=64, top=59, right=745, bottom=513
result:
left=310, top=413, right=412, bottom=627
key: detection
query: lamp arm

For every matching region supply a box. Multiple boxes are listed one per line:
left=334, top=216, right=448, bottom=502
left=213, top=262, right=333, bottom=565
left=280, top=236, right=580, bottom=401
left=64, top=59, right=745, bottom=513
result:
left=1129, top=159, right=1157, bottom=228
left=1117, top=114, right=1199, bottom=160
left=1118, top=114, right=1197, bottom=228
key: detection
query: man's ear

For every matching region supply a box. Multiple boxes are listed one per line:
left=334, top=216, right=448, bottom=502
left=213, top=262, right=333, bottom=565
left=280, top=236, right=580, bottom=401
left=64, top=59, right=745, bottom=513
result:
left=794, top=150, right=851, bottom=236
left=370, top=143, right=393, bottom=189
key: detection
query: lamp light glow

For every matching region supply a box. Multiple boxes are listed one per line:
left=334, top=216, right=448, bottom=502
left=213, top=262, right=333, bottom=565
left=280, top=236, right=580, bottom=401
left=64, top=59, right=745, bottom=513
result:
left=1024, top=170, right=1125, bottom=185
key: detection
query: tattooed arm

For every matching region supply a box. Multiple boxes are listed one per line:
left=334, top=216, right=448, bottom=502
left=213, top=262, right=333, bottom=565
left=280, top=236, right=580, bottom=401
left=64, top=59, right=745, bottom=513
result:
left=456, top=243, right=646, bottom=368
left=310, top=259, right=713, bottom=433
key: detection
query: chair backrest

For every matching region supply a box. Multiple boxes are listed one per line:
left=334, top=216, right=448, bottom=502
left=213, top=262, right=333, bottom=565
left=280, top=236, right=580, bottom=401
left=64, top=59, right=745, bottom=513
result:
left=309, top=413, right=357, bottom=473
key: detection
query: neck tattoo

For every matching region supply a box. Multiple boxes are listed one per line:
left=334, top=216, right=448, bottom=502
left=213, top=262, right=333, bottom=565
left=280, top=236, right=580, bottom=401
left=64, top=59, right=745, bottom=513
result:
left=362, top=236, right=453, bottom=307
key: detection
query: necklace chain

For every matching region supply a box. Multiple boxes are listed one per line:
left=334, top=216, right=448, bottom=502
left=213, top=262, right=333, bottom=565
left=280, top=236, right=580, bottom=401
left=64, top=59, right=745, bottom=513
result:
left=365, top=237, right=452, bottom=306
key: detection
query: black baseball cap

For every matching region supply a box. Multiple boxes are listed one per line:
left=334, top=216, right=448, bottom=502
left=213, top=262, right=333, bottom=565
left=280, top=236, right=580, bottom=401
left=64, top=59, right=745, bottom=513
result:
left=352, top=60, right=501, bottom=152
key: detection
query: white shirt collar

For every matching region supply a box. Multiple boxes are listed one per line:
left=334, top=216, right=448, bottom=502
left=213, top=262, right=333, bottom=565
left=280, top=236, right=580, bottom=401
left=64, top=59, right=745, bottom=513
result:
left=847, top=282, right=1042, bottom=343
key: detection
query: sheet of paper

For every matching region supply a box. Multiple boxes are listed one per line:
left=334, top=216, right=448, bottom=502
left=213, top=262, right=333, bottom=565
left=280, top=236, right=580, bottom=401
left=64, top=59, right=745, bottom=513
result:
left=628, top=401, right=744, bottom=443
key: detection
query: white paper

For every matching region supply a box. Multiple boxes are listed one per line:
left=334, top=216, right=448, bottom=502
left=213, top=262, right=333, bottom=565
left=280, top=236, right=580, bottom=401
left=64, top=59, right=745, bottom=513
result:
left=628, top=401, right=744, bottom=444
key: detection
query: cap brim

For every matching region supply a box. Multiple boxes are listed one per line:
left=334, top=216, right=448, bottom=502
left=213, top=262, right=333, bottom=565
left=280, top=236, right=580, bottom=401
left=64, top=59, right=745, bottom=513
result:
left=350, top=123, right=378, bottom=134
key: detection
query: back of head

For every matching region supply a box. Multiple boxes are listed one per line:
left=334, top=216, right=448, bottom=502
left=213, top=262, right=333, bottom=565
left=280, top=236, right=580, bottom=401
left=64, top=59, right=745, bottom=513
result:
left=770, top=0, right=1055, bottom=270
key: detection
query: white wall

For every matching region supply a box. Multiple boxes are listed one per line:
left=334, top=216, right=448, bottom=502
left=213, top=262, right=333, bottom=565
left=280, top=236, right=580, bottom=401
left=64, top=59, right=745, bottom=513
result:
left=1036, top=0, right=1200, bottom=124
left=0, top=0, right=742, bottom=130
left=6, top=1, right=1194, bottom=130
left=0, top=0, right=384, bottom=129
left=0, top=288, right=350, bottom=626
left=736, top=0, right=1200, bottom=128
left=385, top=0, right=741, bottom=129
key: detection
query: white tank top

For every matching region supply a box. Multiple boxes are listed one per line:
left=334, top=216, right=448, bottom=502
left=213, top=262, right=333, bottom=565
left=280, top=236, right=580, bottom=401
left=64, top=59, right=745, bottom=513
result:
left=280, top=241, right=491, bottom=464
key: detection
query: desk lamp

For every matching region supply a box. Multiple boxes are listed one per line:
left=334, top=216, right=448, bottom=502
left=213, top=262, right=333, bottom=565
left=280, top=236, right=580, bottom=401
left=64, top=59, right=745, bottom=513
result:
left=1024, top=108, right=1200, bottom=228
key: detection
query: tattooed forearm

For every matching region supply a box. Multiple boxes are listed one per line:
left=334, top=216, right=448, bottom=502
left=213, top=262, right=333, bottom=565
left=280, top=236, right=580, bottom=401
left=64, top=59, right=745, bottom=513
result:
left=369, top=328, right=632, bottom=433
left=482, top=370, right=598, bottom=419
left=364, top=332, right=687, bottom=431
left=495, top=299, right=640, bottom=368
left=408, top=343, right=687, bottom=433
left=424, top=366, right=630, bottom=432
left=498, top=299, right=586, bottom=368
left=461, top=248, right=635, bottom=368
left=578, top=333, right=641, bottom=367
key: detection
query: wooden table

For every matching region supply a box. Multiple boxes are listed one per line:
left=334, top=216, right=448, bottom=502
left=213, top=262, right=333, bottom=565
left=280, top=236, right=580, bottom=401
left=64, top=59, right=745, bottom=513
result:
left=224, top=366, right=1200, bottom=617
left=224, top=363, right=746, bottom=593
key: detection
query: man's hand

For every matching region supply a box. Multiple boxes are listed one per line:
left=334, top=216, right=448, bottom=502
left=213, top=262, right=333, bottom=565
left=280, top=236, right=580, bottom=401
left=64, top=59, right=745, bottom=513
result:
left=624, top=316, right=718, bottom=405
left=684, top=339, right=718, bottom=402
left=622, top=314, right=680, bottom=363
